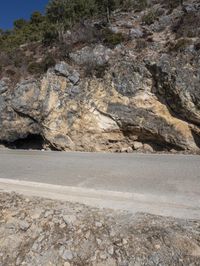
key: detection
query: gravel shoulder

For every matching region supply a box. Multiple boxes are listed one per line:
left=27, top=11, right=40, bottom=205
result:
left=0, top=192, right=200, bottom=266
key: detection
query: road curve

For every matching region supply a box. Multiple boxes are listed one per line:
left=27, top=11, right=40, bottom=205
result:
left=0, top=150, right=199, bottom=219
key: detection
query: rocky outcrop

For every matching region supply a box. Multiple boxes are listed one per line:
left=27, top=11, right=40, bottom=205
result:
left=0, top=0, right=200, bottom=153
left=147, top=54, right=200, bottom=126
left=0, top=80, right=40, bottom=143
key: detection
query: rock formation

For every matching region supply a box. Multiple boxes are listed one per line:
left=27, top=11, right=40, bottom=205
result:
left=0, top=0, right=200, bottom=153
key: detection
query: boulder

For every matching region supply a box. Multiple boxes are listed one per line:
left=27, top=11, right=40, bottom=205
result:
left=133, top=142, right=143, bottom=150
left=69, top=45, right=113, bottom=66
left=55, top=62, right=80, bottom=85
left=130, top=28, right=144, bottom=39
left=143, top=143, right=154, bottom=153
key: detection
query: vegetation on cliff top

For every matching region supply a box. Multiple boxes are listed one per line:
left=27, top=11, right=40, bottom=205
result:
left=0, top=0, right=189, bottom=82
left=0, top=0, right=149, bottom=81
left=0, top=0, right=148, bottom=51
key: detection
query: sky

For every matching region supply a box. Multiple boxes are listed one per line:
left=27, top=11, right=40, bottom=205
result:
left=0, top=0, right=49, bottom=30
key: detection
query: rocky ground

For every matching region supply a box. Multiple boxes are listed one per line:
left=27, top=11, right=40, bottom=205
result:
left=0, top=0, right=200, bottom=154
left=0, top=192, right=200, bottom=266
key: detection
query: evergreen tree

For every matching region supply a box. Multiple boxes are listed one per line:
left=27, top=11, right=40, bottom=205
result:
left=30, top=11, right=44, bottom=25
left=13, top=19, right=27, bottom=30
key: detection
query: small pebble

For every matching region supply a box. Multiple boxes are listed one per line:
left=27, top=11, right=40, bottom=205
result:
left=19, top=221, right=30, bottom=231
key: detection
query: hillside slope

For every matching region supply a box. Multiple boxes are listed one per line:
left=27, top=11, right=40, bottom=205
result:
left=0, top=0, right=200, bottom=153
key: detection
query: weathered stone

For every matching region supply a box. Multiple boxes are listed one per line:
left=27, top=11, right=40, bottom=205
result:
left=59, top=247, right=73, bottom=261
left=107, top=246, right=114, bottom=255
left=55, top=62, right=71, bottom=77
left=99, top=252, right=107, bottom=260
left=120, top=146, right=133, bottom=153
left=55, top=62, right=80, bottom=85
left=69, top=45, right=112, bottom=66
left=11, top=79, right=42, bottom=119
left=68, top=72, right=80, bottom=85
left=0, top=0, right=199, bottom=153
left=143, top=143, right=154, bottom=153
left=95, top=222, right=102, bottom=228
left=133, top=142, right=143, bottom=150
left=44, top=210, right=54, bottom=218
left=0, top=79, right=8, bottom=94
left=130, top=28, right=144, bottom=39
left=112, top=61, right=152, bottom=97
left=19, top=221, right=30, bottom=231
left=63, top=215, right=76, bottom=224
left=64, top=262, right=71, bottom=266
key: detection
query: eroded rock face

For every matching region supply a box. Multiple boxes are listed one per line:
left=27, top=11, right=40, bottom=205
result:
left=0, top=79, right=40, bottom=143
left=0, top=53, right=199, bottom=152
left=147, top=54, right=200, bottom=126
left=0, top=0, right=200, bottom=153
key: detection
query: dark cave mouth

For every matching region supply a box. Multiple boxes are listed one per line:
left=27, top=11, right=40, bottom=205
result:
left=0, top=134, right=45, bottom=150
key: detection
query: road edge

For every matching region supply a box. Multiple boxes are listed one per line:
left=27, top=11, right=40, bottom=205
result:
left=0, top=178, right=199, bottom=219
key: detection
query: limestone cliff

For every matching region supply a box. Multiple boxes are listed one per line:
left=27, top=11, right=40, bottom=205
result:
left=0, top=0, right=200, bottom=153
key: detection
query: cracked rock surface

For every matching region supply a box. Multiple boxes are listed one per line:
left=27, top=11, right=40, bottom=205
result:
left=0, top=0, right=200, bottom=153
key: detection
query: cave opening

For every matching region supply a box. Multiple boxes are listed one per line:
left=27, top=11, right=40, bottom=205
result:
left=0, top=134, right=45, bottom=150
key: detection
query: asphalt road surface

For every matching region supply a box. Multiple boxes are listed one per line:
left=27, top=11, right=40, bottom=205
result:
left=0, top=150, right=199, bottom=219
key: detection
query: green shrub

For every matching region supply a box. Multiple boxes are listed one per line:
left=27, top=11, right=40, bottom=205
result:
left=142, top=9, right=158, bottom=25
left=103, top=28, right=124, bottom=47
left=14, top=19, right=27, bottom=30
left=84, top=62, right=108, bottom=78
left=131, top=0, right=148, bottom=11
left=135, top=39, right=147, bottom=51
left=0, top=0, right=151, bottom=79
left=30, top=11, right=44, bottom=25
left=46, top=0, right=99, bottom=26
left=5, top=69, right=16, bottom=76
left=168, top=38, right=192, bottom=52
left=42, top=25, right=59, bottom=46
left=27, top=55, right=56, bottom=75
left=165, top=0, right=182, bottom=10
left=94, top=63, right=109, bottom=78
left=27, top=62, right=43, bottom=75
left=0, top=0, right=149, bottom=53
left=42, top=54, right=56, bottom=71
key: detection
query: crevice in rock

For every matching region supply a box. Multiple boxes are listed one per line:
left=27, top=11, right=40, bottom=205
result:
left=11, top=107, right=40, bottom=124
left=0, top=134, right=44, bottom=150
left=0, top=134, right=61, bottom=151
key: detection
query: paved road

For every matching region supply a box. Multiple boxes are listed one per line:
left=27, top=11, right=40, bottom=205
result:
left=0, top=150, right=199, bottom=218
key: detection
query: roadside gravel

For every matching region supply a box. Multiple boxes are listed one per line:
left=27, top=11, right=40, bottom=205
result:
left=0, top=192, right=200, bottom=266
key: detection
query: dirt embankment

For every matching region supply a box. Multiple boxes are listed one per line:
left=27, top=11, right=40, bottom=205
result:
left=0, top=192, right=200, bottom=266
